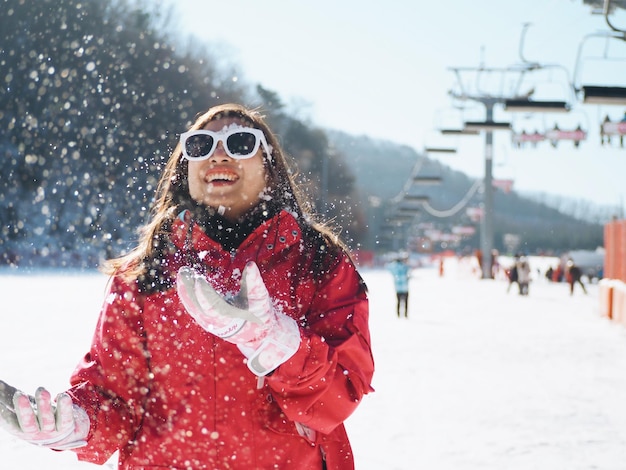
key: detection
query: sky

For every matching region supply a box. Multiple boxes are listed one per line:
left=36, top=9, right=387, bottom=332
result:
left=168, top=0, right=626, bottom=209
left=2, top=263, right=626, bottom=469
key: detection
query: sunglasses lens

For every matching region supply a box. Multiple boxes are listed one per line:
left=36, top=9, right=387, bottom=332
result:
left=226, top=132, right=258, bottom=157
left=185, top=134, right=214, bottom=159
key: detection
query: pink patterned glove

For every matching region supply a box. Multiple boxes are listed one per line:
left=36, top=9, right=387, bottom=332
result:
left=0, top=381, right=89, bottom=450
left=177, top=262, right=301, bottom=376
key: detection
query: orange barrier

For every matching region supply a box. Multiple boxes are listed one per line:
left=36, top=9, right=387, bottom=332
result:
left=612, top=281, right=626, bottom=326
left=601, top=219, right=626, bottom=322
left=604, top=220, right=622, bottom=281
left=620, top=219, right=624, bottom=281
left=598, top=279, right=615, bottom=319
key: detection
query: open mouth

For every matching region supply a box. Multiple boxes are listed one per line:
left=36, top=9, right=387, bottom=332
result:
left=205, top=171, right=239, bottom=184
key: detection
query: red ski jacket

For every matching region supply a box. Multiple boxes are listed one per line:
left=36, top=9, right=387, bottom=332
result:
left=67, top=210, right=374, bottom=469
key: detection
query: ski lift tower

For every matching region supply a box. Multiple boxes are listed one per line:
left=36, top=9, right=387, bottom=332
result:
left=448, top=65, right=523, bottom=279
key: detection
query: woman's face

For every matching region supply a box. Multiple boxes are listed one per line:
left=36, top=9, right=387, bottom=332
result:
left=187, top=117, right=268, bottom=220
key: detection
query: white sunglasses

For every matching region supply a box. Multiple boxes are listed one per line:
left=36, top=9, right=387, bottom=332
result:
left=180, top=127, right=271, bottom=161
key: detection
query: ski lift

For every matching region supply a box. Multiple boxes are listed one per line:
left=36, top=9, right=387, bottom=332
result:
left=573, top=11, right=626, bottom=106
left=402, top=194, right=430, bottom=203
left=440, top=128, right=480, bottom=136
left=433, top=105, right=482, bottom=135
left=389, top=155, right=438, bottom=211
left=394, top=193, right=429, bottom=216
left=511, top=129, right=545, bottom=148
left=446, top=65, right=531, bottom=135
left=425, top=146, right=457, bottom=154
left=544, top=123, right=587, bottom=148
left=580, top=85, right=626, bottom=105
left=463, top=120, right=512, bottom=132
left=505, top=23, right=574, bottom=113
left=422, top=118, right=460, bottom=155
left=600, top=111, right=626, bottom=147
left=396, top=207, right=421, bottom=216
left=504, top=99, right=570, bottom=113
left=412, top=176, right=442, bottom=185
left=510, top=107, right=589, bottom=148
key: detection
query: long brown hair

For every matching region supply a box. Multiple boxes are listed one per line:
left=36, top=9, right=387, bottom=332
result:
left=103, top=103, right=346, bottom=280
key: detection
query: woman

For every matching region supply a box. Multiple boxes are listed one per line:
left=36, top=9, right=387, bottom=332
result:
left=0, top=104, right=375, bottom=469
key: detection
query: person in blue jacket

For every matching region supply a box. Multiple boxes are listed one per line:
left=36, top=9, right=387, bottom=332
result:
left=387, top=254, right=411, bottom=318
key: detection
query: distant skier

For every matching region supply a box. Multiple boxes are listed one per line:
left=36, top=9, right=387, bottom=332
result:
left=387, top=254, right=411, bottom=317
left=516, top=256, right=531, bottom=296
left=566, top=258, right=588, bottom=295
left=506, top=258, right=519, bottom=293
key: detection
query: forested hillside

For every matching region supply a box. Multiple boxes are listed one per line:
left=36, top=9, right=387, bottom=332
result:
left=0, top=0, right=362, bottom=267
left=327, top=130, right=605, bottom=254
left=0, top=0, right=607, bottom=268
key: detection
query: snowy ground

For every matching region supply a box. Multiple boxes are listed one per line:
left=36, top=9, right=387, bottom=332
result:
left=2, top=257, right=626, bottom=469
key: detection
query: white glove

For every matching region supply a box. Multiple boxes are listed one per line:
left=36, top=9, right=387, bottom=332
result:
left=0, top=381, right=89, bottom=450
left=177, top=262, right=301, bottom=376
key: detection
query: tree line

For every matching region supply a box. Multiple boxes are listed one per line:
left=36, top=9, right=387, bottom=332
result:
left=0, top=0, right=363, bottom=267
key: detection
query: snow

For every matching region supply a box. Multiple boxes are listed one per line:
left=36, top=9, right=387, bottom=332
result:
left=2, top=258, right=626, bottom=469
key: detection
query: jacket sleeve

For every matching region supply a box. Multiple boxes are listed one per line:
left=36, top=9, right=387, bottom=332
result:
left=266, top=255, right=374, bottom=435
left=65, top=276, right=150, bottom=464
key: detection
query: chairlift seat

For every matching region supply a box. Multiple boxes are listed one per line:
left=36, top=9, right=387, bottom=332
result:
left=463, top=121, right=511, bottom=132
left=601, top=121, right=626, bottom=135
left=582, top=86, right=626, bottom=105
left=439, top=128, right=480, bottom=135
left=512, top=131, right=545, bottom=144
left=544, top=128, right=587, bottom=142
left=504, top=99, right=570, bottom=113
left=412, top=176, right=442, bottom=185
left=403, top=194, right=431, bottom=202
left=425, top=147, right=457, bottom=153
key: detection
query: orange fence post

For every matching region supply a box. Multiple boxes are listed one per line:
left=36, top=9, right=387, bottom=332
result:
left=614, top=220, right=626, bottom=282
left=599, top=279, right=615, bottom=319
left=613, top=281, right=626, bottom=326
left=601, top=219, right=626, bottom=323
left=604, top=222, right=616, bottom=280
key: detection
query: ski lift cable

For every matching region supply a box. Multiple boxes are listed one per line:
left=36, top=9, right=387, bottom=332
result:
left=420, top=179, right=483, bottom=218
left=389, top=156, right=426, bottom=205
